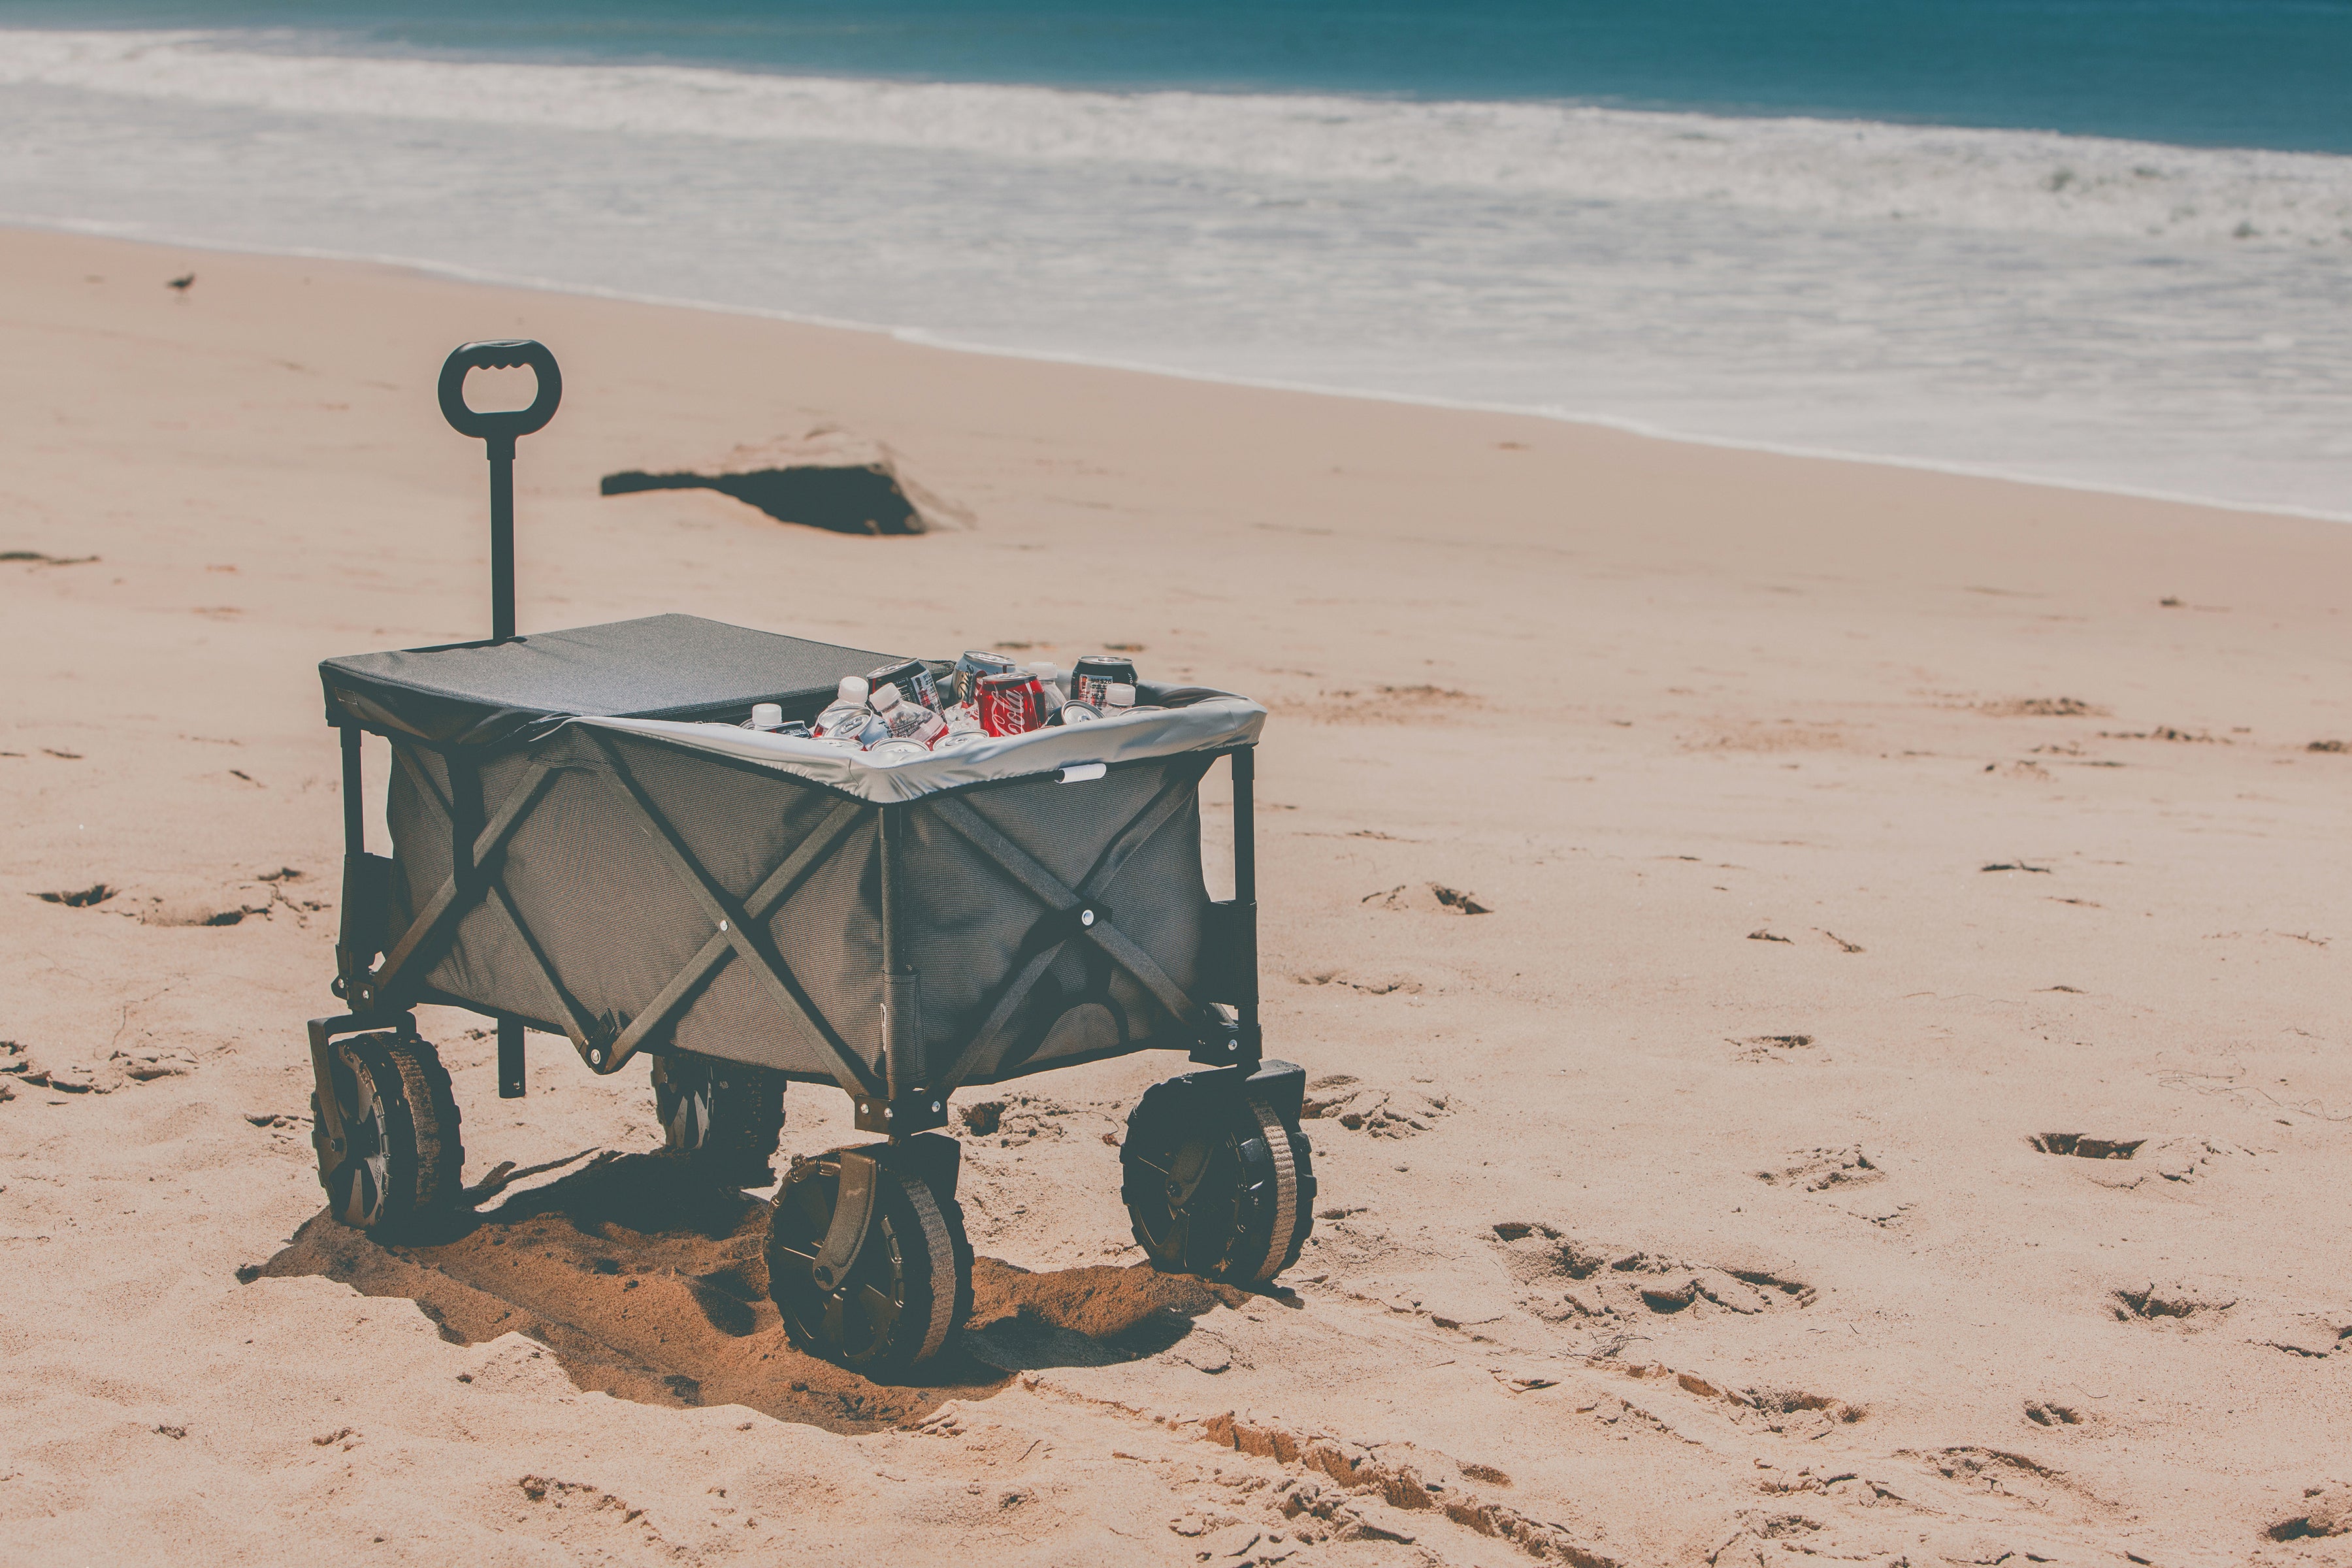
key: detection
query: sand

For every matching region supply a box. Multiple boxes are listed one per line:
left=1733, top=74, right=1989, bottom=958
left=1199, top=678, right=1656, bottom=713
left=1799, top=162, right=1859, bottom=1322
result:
left=3, top=225, right=2348, bottom=1567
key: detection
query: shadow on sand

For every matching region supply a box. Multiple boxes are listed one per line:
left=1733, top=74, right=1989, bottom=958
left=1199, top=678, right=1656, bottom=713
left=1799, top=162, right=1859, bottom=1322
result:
left=255, top=1151, right=1232, bottom=1432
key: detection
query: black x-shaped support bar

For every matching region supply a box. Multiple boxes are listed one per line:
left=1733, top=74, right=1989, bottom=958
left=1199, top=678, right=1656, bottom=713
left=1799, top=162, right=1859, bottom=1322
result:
left=581, top=730, right=880, bottom=1092
left=361, top=729, right=1218, bottom=1107
left=928, top=759, right=1213, bottom=1093
left=368, top=736, right=883, bottom=1096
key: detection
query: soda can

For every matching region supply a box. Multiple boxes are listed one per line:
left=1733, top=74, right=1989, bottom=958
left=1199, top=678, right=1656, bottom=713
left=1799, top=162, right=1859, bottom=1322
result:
left=812, top=701, right=866, bottom=740
left=898, top=706, right=947, bottom=746
left=1071, top=654, right=1139, bottom=709
left=866, top=658, right=940, bottom=712
left=866, top=739, right=930, bottom=764
left=977, top=671, right=1048, bottom=737
left=951, top=649, right=1021, bottom=707
left=1062, top=702, right=1102, bottom=725
left=868, top=685, right=946, bottom=746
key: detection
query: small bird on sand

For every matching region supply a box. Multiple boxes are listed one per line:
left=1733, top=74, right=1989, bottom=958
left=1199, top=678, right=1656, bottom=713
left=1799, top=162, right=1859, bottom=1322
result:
left=166, top=273, right=195, bottom=292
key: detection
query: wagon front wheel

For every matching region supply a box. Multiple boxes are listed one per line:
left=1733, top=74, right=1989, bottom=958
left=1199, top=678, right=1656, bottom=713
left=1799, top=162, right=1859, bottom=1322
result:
left=1121, top=1068, right=1315, bottom=1286
left=764, top=1143, right=971, bottom=1377
left=311, top=1030, right=463, bottom=1239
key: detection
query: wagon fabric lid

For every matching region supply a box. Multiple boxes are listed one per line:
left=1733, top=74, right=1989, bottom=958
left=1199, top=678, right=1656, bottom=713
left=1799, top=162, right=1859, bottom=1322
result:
left=585, top=693, right=1266, bottom=804
left=320, top=613, right=900, bottom=749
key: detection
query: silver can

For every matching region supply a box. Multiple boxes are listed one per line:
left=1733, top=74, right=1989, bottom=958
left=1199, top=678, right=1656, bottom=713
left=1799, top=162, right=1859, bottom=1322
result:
left=951, top=649, right=1022, bottom=707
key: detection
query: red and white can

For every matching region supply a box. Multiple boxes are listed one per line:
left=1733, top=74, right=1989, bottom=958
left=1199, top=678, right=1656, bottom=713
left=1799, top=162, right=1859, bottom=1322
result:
left=977, top=671, right=1048, bottom=737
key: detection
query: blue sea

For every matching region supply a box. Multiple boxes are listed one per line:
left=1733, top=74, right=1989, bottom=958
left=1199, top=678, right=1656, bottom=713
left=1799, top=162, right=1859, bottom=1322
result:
left=3, top=3, right=2348, bottom=515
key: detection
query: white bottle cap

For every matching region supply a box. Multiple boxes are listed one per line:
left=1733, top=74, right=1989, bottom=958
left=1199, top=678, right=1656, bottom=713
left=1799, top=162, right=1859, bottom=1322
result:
left=1025, top=662, right=1058, bottom=682
left=868, top=683, right=902, bottom=713
left=751, top=702, right=784, bottom=730
left=837, top=676, right=869, bottom=704
left=1105, top=683, right=1135, bottom=710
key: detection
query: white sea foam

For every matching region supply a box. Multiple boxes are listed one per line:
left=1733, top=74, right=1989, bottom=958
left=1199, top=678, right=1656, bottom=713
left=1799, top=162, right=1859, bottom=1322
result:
left=7, top=27, right=2352, bottom=248
left=1, top=28, right=2345, bottom=518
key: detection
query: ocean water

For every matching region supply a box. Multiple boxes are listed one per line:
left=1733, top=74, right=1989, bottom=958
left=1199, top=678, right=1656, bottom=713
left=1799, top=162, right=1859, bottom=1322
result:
left=2, top=7, right=2347, bottom=517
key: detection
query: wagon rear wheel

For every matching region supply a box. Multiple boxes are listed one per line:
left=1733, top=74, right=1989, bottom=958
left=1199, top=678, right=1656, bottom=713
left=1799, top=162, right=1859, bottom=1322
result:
left=311, top=1030, right=463, bottom=1239
left=1122, top=1076, right=1315, bottom=1286
left=764, top=1147, right=972, bottom=1378
left=652, top=1051, right=785, bottom=1188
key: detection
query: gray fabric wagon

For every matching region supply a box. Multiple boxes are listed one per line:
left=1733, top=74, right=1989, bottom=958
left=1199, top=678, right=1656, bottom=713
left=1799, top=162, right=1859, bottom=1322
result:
left=302, top=342, right=1316, bottom=1376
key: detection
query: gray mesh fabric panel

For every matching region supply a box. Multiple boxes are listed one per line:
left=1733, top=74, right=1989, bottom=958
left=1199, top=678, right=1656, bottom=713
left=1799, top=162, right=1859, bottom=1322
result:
left=894, top=757, right=1213, bottom=1084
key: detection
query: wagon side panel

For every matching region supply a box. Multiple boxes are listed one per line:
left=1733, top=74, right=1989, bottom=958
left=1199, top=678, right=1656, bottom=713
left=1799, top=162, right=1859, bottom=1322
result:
left=379, top=727, right=887, bottom=1084
left=900, top=754, right=1216, bottom=1087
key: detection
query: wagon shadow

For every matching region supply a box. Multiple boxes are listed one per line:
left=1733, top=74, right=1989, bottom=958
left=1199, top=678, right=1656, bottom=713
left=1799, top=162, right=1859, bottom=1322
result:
left=254, top=1150, right=1215, bottom=1433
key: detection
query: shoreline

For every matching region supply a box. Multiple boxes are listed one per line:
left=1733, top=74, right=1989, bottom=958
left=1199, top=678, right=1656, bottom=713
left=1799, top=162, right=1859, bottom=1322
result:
left=10, top=214, right=2346, bottom=530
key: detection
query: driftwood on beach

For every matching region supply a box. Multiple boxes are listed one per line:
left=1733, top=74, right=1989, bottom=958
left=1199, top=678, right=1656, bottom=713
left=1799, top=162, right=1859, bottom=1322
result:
left=600, top=428, right=970, bottom=536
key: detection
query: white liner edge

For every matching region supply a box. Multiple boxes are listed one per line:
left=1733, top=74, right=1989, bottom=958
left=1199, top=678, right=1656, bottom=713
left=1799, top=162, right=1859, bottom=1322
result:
left=579, top=698, right=1267, bottom=804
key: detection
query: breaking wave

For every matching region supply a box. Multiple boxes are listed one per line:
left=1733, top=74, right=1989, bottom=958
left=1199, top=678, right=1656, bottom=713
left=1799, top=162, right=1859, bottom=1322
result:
left=7, top=27, right=2352, bottom=248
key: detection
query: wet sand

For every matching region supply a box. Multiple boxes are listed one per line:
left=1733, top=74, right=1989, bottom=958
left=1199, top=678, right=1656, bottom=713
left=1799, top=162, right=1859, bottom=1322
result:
left=3, top=225, right=2349, bottom=1566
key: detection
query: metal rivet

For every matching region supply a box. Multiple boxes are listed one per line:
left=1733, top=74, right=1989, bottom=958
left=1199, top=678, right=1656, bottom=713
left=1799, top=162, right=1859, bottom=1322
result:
left=932, top=1101, right=941, bottom=1112
left=719, top=919, right=728, bottom=931
left=589, top=1049, right=604, bottom=1066
left=1079, top=908, right=1096, bottom=927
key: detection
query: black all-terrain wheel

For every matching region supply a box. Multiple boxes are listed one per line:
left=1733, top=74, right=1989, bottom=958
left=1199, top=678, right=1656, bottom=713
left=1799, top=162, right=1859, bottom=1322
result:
left=310, top=1030, right=463, bottom=1238
left=1122, top=1069, right=1315, bottom=1286
left=764, top=1143, right=972, bottom=1378
left=652, top=1051, right=786, bottom=1188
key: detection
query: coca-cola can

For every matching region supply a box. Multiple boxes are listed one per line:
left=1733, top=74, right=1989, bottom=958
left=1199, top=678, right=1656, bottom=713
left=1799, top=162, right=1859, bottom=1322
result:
left=1071, top=654, right=1139, bottom=708
left=951, top=649, right=1021, bottom=707
left=866, top=658, right=941, bottom=712
left=977, top=671, right=1047, bottom=737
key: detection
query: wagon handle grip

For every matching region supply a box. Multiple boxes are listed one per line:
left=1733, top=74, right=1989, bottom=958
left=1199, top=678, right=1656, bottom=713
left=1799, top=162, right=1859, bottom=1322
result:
left=439, top=339, right=562, bottom=644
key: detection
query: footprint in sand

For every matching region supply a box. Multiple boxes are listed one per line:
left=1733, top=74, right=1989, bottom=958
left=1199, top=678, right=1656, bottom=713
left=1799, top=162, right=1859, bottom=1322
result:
left=1488, top=1222, right=1816, bottom=1325
left=2029, top=1133, right=2225, bottom=1186
left=1752, top=1147, right=1881, bottom=1192
left=1362, top=883, right=1490, bottom=915
left=1299, top=1074, right=1454, bottom=1137
left=2110, top=1282, right=2235, bottom=1328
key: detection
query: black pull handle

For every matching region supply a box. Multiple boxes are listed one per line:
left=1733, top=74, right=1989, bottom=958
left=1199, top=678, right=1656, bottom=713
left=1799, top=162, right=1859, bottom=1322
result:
left=438, top=340, right=561, bottom=644
left=438, top=338, right=562, bottom=447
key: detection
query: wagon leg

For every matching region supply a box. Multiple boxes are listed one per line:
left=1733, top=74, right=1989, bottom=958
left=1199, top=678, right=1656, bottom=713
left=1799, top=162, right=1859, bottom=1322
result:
left=497, top=1018, right=526, bottom=1098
